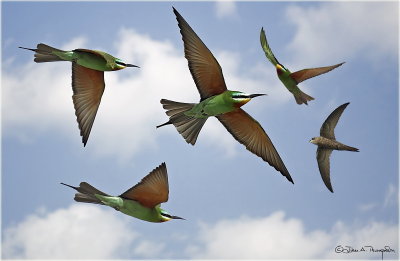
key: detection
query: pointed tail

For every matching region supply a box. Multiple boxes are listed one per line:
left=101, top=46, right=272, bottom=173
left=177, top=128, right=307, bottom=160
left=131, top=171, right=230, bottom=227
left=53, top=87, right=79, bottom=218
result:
left=19, top=43, right=65, bottom=63
left=342, top=145, right=359, bottom=152
left=293, top=88, right=315, bottom=105
left=61, top=182, right=109, bottom=205
left=157, top=99, right=207, bottom=145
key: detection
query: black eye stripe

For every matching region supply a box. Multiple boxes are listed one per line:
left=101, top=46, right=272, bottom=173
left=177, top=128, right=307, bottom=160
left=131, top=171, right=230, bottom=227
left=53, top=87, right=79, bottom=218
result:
left=116, top=61, right=126, bottom=66
left=161, top=213, right=172, bottom=218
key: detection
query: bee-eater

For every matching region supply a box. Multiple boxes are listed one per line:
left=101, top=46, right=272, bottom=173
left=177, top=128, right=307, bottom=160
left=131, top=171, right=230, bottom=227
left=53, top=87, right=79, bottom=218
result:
left=310, top=102, right=359, bottom=192
left=260, top=27, right=344, bottom=105
left=19, top=44, right=139, bottom=146
left=157, top=8, right=293, bottom=184
left=61, top=162, right=184, bottom=223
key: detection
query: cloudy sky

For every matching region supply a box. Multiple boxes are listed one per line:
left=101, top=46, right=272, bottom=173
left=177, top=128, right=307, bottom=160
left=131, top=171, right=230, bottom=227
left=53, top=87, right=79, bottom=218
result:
left=2, top=1, right=398, bottom=260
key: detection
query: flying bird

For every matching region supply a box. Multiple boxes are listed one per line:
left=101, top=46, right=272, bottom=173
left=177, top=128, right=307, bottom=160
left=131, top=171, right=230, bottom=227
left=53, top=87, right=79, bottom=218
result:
left=310, top=102, right=359, bottom=192
left=260, top=27, right=344, bottom=105
left=61, top=162, right=184, bottom=223
left=19, top=44, right=139, bottom=146
left=157, top=7, right=293, bottom=184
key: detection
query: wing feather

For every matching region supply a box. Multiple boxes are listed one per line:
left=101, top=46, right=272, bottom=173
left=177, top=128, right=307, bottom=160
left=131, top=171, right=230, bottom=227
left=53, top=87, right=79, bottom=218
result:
left=216, top=109, right=293, bottom=183
left=316, top=148, right=334, bottom=192
left=119, top=163, right=169, bottom=208
left=320, top=102, right=350, bottom=140
left=173, top=7, right=227, bottom=100
left=71, top=62, right=105, bottom=146
left=260, top=27, right=280, bottom=66
left=290, top=63, right=344, bottom=84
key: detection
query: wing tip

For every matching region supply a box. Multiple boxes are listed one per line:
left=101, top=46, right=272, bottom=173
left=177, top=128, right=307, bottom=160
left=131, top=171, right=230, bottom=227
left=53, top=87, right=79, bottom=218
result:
left=327, top=184, right=334, bottom=193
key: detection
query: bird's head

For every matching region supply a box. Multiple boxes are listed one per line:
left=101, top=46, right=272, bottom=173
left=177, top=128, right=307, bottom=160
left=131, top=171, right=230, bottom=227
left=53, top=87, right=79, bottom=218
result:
left=115, top=59, right=140, bottom=70
left=230, top=91, right=266, bottom=107
left=309, top=137, right=318, bottom=144
left=159, top=209, right=185, bottom=222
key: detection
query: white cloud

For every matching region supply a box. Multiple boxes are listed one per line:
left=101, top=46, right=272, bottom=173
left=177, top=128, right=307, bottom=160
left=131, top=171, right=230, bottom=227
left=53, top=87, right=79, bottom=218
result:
left=285, top=2, right=398, bottom=65
left=2, top=204, right=136, bottom=259
left=187, top=211, right=399, bottom=260
left=3, top=207, right=398, bottom=260
left=215, top=1, right=238, bottom=19
left=3, top=28, right=284, bottom=162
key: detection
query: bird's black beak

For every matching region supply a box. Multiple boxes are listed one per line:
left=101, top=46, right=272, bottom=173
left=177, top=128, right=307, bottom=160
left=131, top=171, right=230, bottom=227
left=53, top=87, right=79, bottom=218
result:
left=249, top=93, right=267, bottom=98
left=126, top=63, right=140, bottom=68
left=171, top=215, right=185, bottom=220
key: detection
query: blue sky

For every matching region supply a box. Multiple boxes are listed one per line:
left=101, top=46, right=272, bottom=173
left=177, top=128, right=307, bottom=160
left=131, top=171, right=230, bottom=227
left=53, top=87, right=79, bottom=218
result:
left=2, top=1, right=399, bottom=259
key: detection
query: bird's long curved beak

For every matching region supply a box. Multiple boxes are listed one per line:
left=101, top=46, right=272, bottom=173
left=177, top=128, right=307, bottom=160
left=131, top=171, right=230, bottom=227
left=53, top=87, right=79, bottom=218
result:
left=171, top=215, right=185, bottom=220
left=249, top=93, right=267, bottom=98
left=126, top=63, right=140, bottom=68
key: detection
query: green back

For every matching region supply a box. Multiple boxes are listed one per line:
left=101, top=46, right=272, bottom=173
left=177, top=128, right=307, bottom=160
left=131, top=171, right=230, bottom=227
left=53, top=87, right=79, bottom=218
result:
left=186, top=91, right=237, bottom=118
left=71, top=49, right=119, bottom=71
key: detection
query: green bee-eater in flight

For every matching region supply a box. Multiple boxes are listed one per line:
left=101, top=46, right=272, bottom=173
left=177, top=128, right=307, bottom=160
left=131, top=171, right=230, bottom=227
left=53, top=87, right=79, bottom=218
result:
left=310, top=103, right=359, bottom=192
left=260, top=27, right=344, bottom=105
left=19, top=44, right=139, bottom=146
left=157, top=8, right=293, bottom=184
left=61, top=162, right=184, bottom=223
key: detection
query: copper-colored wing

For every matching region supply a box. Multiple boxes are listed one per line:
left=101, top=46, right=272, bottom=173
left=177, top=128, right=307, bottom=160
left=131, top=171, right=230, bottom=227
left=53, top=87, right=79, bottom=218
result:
left=173, top=7, right=227, bottom=100
left=320, top=102, right=350, bottom=140
left=119, top=163, right=169, bottom=208
left=216, top=109, right=293, bottom=183
left=71, top=62, right=105, bottom=146
left=290, top=62, right=344, bottom=84
left=316, top=147, right=334, bottom=192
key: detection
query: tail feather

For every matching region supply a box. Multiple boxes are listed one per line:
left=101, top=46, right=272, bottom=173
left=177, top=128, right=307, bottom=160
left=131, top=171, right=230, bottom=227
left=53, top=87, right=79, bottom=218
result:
left=157, top=99, right=207, bottom=145
left=294, top=89, right=314, bottom=105
left=19, top=43, right=65, bottom=63
left=61, top=182, right=109, bottom=205
left=78, top=182, right=109, bottom=196
left=36, top=43, right=64, bottom=54
left=74, top=193, right=103, bottom=205
left=343, top=145, right=359, bottom=152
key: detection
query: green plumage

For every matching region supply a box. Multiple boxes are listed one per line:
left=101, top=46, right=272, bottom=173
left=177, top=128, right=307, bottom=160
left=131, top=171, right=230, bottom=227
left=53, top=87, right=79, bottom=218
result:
left=95, top=195, right=167, bottom=223
left=19, top=43, right=139, bottom=146
left=260, top=27, right=344, bottom=105
left=185, top=91, right=244, bottom=118
left=19, top=43, right=136, bottom=71
left=61, top=163, right=184, bottom=223
left=157, top=90, right=254, bottom=145
left=157, top=8, right=293, bottom=183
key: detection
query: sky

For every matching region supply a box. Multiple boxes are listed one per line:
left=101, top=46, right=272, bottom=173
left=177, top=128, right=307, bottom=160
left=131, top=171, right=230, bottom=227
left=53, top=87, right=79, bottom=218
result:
left=1, top=1, right=399, bottom=260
